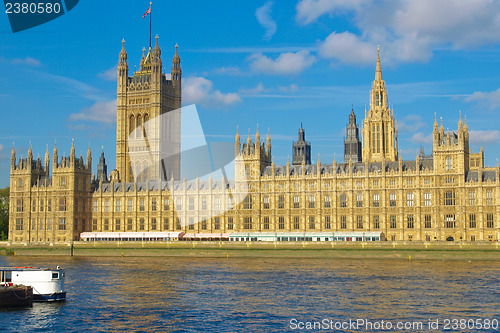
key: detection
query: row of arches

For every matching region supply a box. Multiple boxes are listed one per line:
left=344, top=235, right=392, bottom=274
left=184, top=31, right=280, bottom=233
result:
left=129, top=113, right=149, bottom=138
left=130, top=160, right=153, bottom=182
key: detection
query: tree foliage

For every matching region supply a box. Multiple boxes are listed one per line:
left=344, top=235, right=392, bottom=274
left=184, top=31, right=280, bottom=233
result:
left=0, top=187, right=9, bottom=241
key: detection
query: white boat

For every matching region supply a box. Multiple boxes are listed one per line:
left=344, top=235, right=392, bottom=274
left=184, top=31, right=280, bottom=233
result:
left=0, top=266, right=66, bottom=302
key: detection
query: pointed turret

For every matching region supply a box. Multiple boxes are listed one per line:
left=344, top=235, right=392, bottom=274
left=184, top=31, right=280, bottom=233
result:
left=10, top=143, right=15, bottom=169
left=70, top=140, right=76, bottom=166
left=97, top=148, right=108, bottom=183
left=292, top=124, right=311, bottom=165
left=344, top=107, right=362, bottom=163
left=153, top=35, right=161, bottom=59
left=255, top=125, right=260, bottom=145
left=27, top=143, right=33, bottom=161
left=53, top=141, right=58, bottom=168
left=433, top=113, right=438, bottom=130
left=140, top=47, right=146, bottom=67
left=87, top=144, right=92, bottom=170
left=266, top=128, right=271, bottom=157
left=235, top=126, right=241, bottom=156
left=171, top=43, right=182, bottom=87
left=247, top=129, right=252, bottom=145
left=119, top=38, right=127, bottom=62
left=375, top=45, right=382, bottom=81
left=458, top=110, right=463, bottom=130
left=44, top=144, right=50, bottom=172
left=117, top=39, right=129, bottom=90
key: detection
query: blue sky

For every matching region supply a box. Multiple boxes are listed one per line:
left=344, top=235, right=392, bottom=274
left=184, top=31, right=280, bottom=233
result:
left=2, top=0, right=500, bottom=187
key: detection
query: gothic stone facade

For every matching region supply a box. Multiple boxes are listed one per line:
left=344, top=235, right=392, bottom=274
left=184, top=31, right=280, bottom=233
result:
left=8, top=42, right=500, bottom=243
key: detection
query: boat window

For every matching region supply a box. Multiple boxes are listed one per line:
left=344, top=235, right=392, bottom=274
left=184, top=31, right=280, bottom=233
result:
left=5, top=271, right=11, bottom=283
left=52, top=272, right=59, bottom=279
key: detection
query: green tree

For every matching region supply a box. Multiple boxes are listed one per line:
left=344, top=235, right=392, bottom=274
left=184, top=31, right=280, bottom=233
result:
left=0, top=187, right=9, bottom=241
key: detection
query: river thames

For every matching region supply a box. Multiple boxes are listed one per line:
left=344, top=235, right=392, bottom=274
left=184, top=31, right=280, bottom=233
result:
left=0, top=256, right=498, bottom=332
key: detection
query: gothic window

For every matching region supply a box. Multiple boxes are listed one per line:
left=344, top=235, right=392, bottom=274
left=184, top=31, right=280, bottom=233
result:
left=244, top=195, right=252, bottom=209
left=424, top=192, right=432, bottom=206
left=278, top=217, right=285, bottom=229
left=469, top=191, right=476, bottom=205
left=425, top=215, right=432, bottom=228
left=469, top=214, right=476, bottom=228
left=390, top=215, right=397, bottom=229
left=356, top=216, right=363, bottom=229
left=143, top=114, right=149, bottom=136
left=308, top=216, right=315, bottom=229
left=445, top=214, right=455, bottom=228
left=244, top=217, right=252, bottom=229
left=487, top=214, right=494, bottom=228
left=263, top=217, right=270, bottom=230
left=445, top=157, right=453, bottom=170
left=324, top=216, right=331, bottom=229
left=406, top=192, right=414, bottom=207
left=324, top=195, right=331, bottom=208
left=308, top=195, right=315, bottom=208
left=340, top=194, right=347, bottom=208
left=278, top=195, right=285, bottom=209
left=486, top=190, right=494, bottom=205
left=263, top=196, right=270, bottom=209
left=129, top=115, right=135, bottom=135
left=136, top=115, right=142, bottom=138
left=356, top=193, right=363, bottom=207
left=444, top=191, right=455, bottom=206
left=340, top=216, right=347, bottom=229
left=407, top=215, right=414, bottom=229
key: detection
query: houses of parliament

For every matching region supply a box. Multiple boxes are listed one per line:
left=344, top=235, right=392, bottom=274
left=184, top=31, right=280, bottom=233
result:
left=8, top=38, right=499, bottom=243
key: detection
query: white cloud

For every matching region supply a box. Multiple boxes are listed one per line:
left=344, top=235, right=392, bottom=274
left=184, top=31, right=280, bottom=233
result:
left=397, top=114, right=427, bottom=132
left=278, top=84, right=299, bottom=93
left=465, top=88, right=500, bottom=110
left=68, top=100, right=117, bottom=123
left=0, top=144, right=3, bottom=152
left=183, top=76, right=241, bottom=107
left=410, top=132, right=433, bottom=144
left=239, top=82, right=270, bottom=95
left=11, top=57, right=41, bottom=67
left=212, top=66, right=243, bottom=76
left=98, top=65, right=117, bottom=81
left=469, top=130, right=500, bottom=144
left=256, top=2, right=277, bottom=41
left=296, top=0, right=366, bottom=25
left=248, top=51, right=316, bottom=75
left=319, top=31, right=376, bottom=64
left=300, top=0, right=500, bottom=65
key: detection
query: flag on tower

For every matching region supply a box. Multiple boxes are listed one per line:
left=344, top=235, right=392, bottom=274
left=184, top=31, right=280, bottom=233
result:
left=142, top=5, right=151, bottom=19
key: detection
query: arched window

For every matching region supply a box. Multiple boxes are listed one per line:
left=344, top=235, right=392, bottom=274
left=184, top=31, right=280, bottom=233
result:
left=143, top=114, right=149, bottom=137
left=129, top=115, right=135, bottom=136
left=136, top=115, right=142, bottom=138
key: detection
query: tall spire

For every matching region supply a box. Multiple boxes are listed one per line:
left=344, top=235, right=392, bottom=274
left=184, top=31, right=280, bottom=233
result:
left=119, top=38, right=127, bottom=62
left=375, top=45, right=382, bottom=81
left=11, top=143, right=15, bottom=169
left=153, top=34, right=161, bottom=58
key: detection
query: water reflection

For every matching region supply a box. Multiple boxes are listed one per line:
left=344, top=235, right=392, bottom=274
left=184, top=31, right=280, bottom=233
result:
left=0, top=256, right=498, bottom=332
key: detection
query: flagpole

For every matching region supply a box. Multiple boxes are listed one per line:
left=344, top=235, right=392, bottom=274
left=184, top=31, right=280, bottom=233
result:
left=149, top=2, right=152, bottom=49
